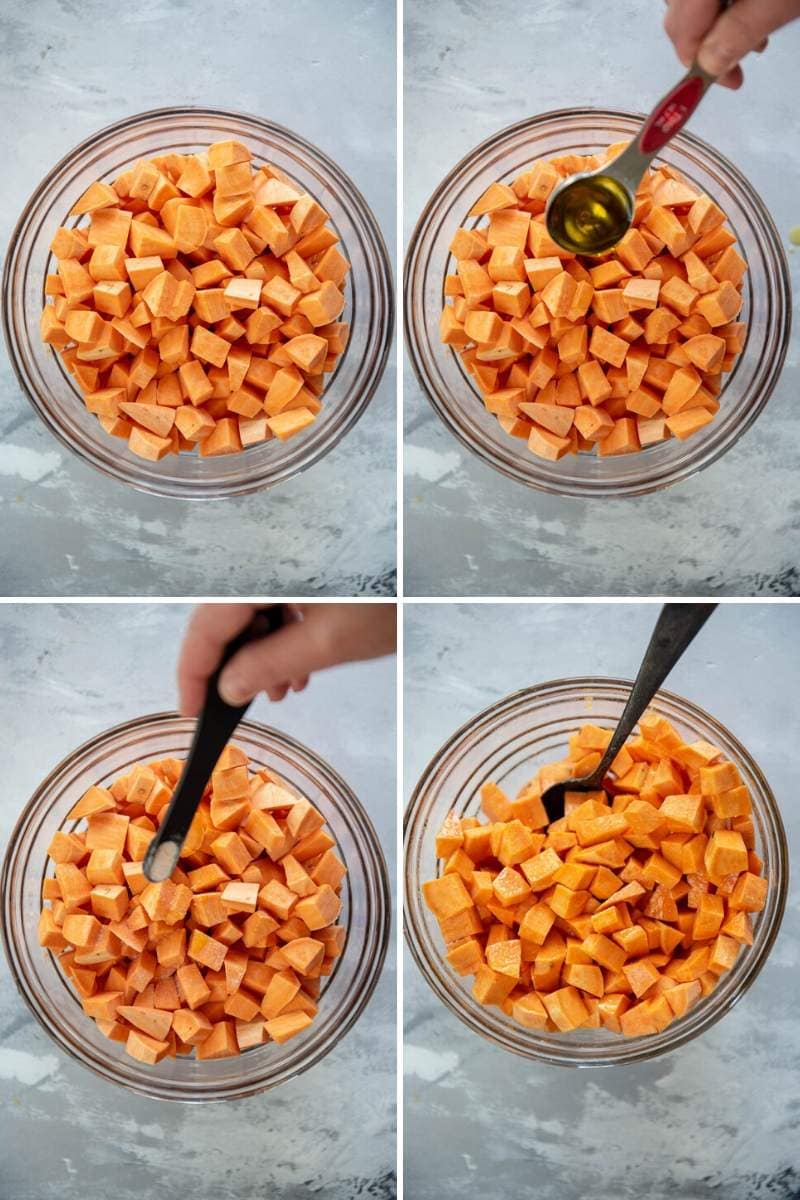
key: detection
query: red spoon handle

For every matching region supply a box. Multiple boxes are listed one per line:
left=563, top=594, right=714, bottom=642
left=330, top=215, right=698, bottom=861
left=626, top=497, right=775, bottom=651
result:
left=638, top=72, right=709, bottom=155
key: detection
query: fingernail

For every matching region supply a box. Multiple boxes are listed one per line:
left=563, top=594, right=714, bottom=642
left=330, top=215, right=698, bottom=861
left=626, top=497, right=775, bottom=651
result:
left=698, top=39, right=735, bottom=77
left=218, top=671, right=251, bottom=706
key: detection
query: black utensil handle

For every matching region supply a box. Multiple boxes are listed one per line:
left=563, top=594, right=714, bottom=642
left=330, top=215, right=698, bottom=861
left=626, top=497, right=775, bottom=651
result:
left=144, top=605, right=286, bottom=877
left=594, top=603, right=717, bottom=781
left=177, top=604, right=286, bottom=805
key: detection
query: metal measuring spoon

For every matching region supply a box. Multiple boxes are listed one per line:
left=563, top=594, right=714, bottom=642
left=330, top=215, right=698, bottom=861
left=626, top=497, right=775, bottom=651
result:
left=545, top=38, right=727, bottom=256
left=539, top=603, right=717, bottom=824
left=143, top=605, right=286, bottom=883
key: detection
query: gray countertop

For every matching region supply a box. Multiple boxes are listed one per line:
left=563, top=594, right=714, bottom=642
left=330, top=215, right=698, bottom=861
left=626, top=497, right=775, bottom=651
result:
left=404, top=602, right=799, bottom=1198
left=404, top=0, right=800, bottom=597
left=0, top=0, right=396, bottom=597
left=0, top=603, right=396, bottom=1199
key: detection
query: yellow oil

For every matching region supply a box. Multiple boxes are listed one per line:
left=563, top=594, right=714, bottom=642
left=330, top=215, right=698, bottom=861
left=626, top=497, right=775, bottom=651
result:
left=547, top=174, right=633, bottom=256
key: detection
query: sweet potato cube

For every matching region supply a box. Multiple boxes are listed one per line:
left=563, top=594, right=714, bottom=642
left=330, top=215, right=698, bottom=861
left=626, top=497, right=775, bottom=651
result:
left=704, top=830, right=748, bottom=880
left=540, top=271, right=577, bottom=318
left=664, top=980, right=701, bottom=1018
left=191, top=325, right=231, bottom=368
left=294, top=884, right=341, bottom=931
left=118, top=1004, right=172, bottom=1041
left=622, top=958, right=661, bottom=999
left=266, top=408, right=316, bottom=441
left=188, top=930, right=228, bottom=972
left=582, top=932, right=627, bottom=974
left=221, top=881, right=259, bottom=914
left=659, top=794, right=705, bottom=834
left=590, top=326, right=629, bottom=368
left=265, top=1012, right=313, bottom=1044
left=38, top=910, right=68, bottom=951
left=281, top=937, right=325, bottom=976
left=728, top=872, right=768, bottom=913
left=542, top=986, right=590, bottom=1031
left=235, top=1019, right=268, bottom=1050
left=195, top=1021, right=240, bottom=1060
left=469, top=181, right=517, bottom=216
left=89, top=884, right=129, bottom=923
left=563, top=962, right=604, bottom=997
left=708, top=933, right=739, bottom=975
left=596, top=417, right=640, bottom=457
left=700, top=761, right=742, bottom=794
left=520, top=848, right=563, bottom=891
left=486, top=938, right=522, bottom=980
left=512, top=992, right=549, bottom=1030
left=294, top=280, right=344, bottom=328
left=176, top=963, right=212, bottom=1011
left=446, top=938, right=484, bottom=976
left=211, top=832, right=253, bottom=875
left=172, top=1009, right=213, bottom=1045
left=472, top=963, right=516, bottom=1006
left=126, top=1030, right=170, bottom=1064
left=527, top=425, right=572, bottom=461
left=260, top=968, right=301, bottom=1018
left=259, top=879, right=298, bottom=921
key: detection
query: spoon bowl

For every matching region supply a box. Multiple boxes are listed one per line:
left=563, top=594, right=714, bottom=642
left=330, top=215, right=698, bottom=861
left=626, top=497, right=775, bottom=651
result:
left=545, top=61, right=716, bottom=254
left=546, top=169, right=634, bottom=256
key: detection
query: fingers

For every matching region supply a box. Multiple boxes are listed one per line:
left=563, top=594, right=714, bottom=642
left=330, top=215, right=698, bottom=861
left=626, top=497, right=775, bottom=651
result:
left=664, top=0, right=722, bottom=66
left=182, top=602, right=397, bottom=711
left=177, top=604, right=259, bottom=716
left=216, top=617, right=339, bottom=707
left=716, top=63, right=745, bottom=89
left=697, top=0, right=800, bottom=77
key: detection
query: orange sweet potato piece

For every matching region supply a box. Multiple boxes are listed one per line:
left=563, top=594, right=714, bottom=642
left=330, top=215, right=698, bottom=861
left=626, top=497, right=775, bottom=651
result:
left=126, top=1030, right=171, bottom=1064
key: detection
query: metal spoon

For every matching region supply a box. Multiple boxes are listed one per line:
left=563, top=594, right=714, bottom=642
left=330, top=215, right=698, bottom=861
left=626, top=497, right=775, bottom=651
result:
left=143, top=605, right=286, bottom=883
left=545, top=15, right=730, bottom=257
left=539, top=603, right=717, bottom=824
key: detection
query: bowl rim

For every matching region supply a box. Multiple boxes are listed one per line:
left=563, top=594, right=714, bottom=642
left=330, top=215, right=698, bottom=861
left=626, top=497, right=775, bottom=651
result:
left=1, top=710, right=392, bottom=1101
left=2, top=104, right=394, bottom=500
left=403, top=674, right=789, bottom=1067
left=404, top=105, right=792, bottom=498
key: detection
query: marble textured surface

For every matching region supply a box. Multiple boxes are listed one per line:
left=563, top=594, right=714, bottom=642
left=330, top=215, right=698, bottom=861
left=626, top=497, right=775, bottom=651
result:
left=404, top=602, right=800, bottom=1198
left=404, top=0, right=800, bottom=597
left=0, top=603, right=396, bottom=1199
left=0, top=0, right=396, bottom=597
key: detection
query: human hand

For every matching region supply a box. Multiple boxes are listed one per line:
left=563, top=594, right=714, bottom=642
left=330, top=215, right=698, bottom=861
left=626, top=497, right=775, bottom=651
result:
left=177, top=602, right=396, bottom=714
left=663, top=0, right=800, bottom=88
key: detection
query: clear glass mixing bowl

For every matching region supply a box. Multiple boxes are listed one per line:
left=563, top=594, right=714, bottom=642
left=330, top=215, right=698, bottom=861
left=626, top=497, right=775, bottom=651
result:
left=405, top=108, right=791, bottom=498
left=1, top=713, right=390, bottom=1100
left=3, top=106, right=393, bottom=499
left=404, top=677, right=787, bottom=1066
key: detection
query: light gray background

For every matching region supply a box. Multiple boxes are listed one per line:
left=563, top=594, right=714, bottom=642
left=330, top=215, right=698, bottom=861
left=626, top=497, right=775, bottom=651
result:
left=0, top=603, right=396, bottom=1200
left=404, top=0, right=800, bottom=596
left=0, top=0, right=396, bottom=597
left=404, top=602, right=799, bottom=1199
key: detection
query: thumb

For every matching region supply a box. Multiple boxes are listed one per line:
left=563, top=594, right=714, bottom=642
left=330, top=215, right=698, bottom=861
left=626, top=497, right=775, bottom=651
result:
left=698, top=0, right=800, bottom=76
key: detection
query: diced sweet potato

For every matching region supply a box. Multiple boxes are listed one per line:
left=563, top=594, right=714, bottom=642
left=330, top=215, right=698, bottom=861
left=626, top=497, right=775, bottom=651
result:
left=441, top=149, right=747, bottom=464
left=41, top=142, right=347, bottom=462
left=423, top=713, right=766, bottom=1042
left=39, top=743, right=348, bottom=1065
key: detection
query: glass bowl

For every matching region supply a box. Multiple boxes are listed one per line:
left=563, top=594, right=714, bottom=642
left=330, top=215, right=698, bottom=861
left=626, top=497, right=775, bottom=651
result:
left=2, top=106, right=393, bottom=500
left=404, top=677, right=788, bottom=1067
left=1, top=713, right=390, bottom=1101
left=404, top=108, right=791, bottom=498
